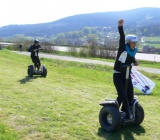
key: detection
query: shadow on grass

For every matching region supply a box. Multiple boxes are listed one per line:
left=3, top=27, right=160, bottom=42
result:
left=97, top=125, right=145, bottom=140
left=18, top=76, right=42, bottom=84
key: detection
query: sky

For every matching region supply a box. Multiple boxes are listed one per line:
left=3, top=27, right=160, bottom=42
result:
left=0, top=0, right=160, bottom=27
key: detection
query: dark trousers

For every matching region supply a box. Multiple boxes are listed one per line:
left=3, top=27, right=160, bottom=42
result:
left=113, top=73, right=134, bottom=109
left=31, top=56, right=41, bottom=69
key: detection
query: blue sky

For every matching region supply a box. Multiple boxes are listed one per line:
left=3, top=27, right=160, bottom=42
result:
left=0, top=0, right=160, bottom=27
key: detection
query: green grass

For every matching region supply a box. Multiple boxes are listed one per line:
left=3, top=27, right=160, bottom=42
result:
left=0, top=50, right=160, bottom=139
left=144, top=37, right=160, bottom=42
left=143, top=36, right=160, bottom=48
left=0, top=123, right=18, bottom=140
left=89, top=57, right=160, bottom=69
left=136, top=60, right=160, bottom=69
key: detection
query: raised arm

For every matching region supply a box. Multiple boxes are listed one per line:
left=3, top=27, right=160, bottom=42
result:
left=118, top=19, right=125, bottom=52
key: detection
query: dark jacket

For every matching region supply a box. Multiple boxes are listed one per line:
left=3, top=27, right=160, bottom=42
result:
left=28, top=44, right=42, bottom=57
left=114, top=26, right=136, bottom=73
left=19, top=44, right=22, bottom=48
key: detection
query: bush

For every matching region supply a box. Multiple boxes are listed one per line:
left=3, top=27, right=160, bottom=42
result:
left=87, top=45, right=97, bottom=57
left=68, top=47, right=78, bottom=56
left=79, top=47, right=87, bottom=57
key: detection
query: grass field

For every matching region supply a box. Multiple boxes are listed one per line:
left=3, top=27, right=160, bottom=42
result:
left=144, top=37, right=160, bottom=42
left=143, top=36, right=160, bottom=48
left=90, top=57, right=160, bottom=69
left=0, top=50, right=160, bottom=140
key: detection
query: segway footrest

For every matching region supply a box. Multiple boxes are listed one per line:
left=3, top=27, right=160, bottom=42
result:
left=120, top=111, right=126, bottom=118
left=123, top=118, right=135, bottom=124
left=100, top=99, right=119, bottom=108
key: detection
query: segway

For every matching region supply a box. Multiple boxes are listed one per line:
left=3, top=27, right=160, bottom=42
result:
left=99, top=64, right=144, bottom=132
left=28, top=65, right=47, bottom=77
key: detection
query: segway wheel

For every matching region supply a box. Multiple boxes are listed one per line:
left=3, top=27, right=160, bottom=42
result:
left=42, top=66, right=47, bottom=78
left=99, top=106, right=121, bottom=132
left=28, top=65, right=34, bottom=77
left=134, top=103, right=144, bottom=125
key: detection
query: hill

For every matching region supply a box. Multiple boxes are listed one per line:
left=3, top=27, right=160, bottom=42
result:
left=0, top=7, right=160, bottom=37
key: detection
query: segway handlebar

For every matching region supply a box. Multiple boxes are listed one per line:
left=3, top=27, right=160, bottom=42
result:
left=121, top=64, right=134, bottom=79
left=34, top=48, right=43, bottom=51
left=121, top=63, right=134, bottom=68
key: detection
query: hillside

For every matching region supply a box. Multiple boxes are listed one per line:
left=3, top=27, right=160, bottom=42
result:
left=0, top=7, right=160, bottom=37
left=0, top=50, right=160, bottom=139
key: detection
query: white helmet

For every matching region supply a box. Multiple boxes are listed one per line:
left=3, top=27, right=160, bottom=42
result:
left=125, top=35, right=138, bottom=43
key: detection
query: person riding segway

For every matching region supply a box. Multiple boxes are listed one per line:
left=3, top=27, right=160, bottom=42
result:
left=99, top=19, right=144, bottom=132
left=27, top=39, right=47, bottom=77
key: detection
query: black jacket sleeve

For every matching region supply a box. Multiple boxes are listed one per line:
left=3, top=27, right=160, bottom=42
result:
left=28, top=45, right=34, bottom=52
left=118, top=26, right=125, bottom=53
left=133, top=57, right=137, bottom=64
left=38, top=45, right=42, bottom=50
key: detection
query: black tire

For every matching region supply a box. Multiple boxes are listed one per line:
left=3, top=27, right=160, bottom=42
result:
left=28, top=65, right=34, bottom=77
left=42, top=66, right=47, bottom=77
left=99, top=106, right=122, bottom=132
left=134, top=103, right=144, bottom=126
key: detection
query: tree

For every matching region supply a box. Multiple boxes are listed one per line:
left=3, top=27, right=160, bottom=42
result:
left=82, top=27, right=92, bottom=35
left=87, top=34, right=98, bottom=46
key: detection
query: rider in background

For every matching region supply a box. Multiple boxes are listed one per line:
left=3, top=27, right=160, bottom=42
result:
left=113, top=19, right=139, bottom=115
left=28, top=39, right=42, bottom=71
left=19, top=44, right=22, bottom=52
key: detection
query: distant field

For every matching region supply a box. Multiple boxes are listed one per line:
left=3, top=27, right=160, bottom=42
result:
left=143, top=36, right=160, bottom=48
left=144, top=37, right=160, bottom=42
left=0, top=50, right=160, bottom=139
